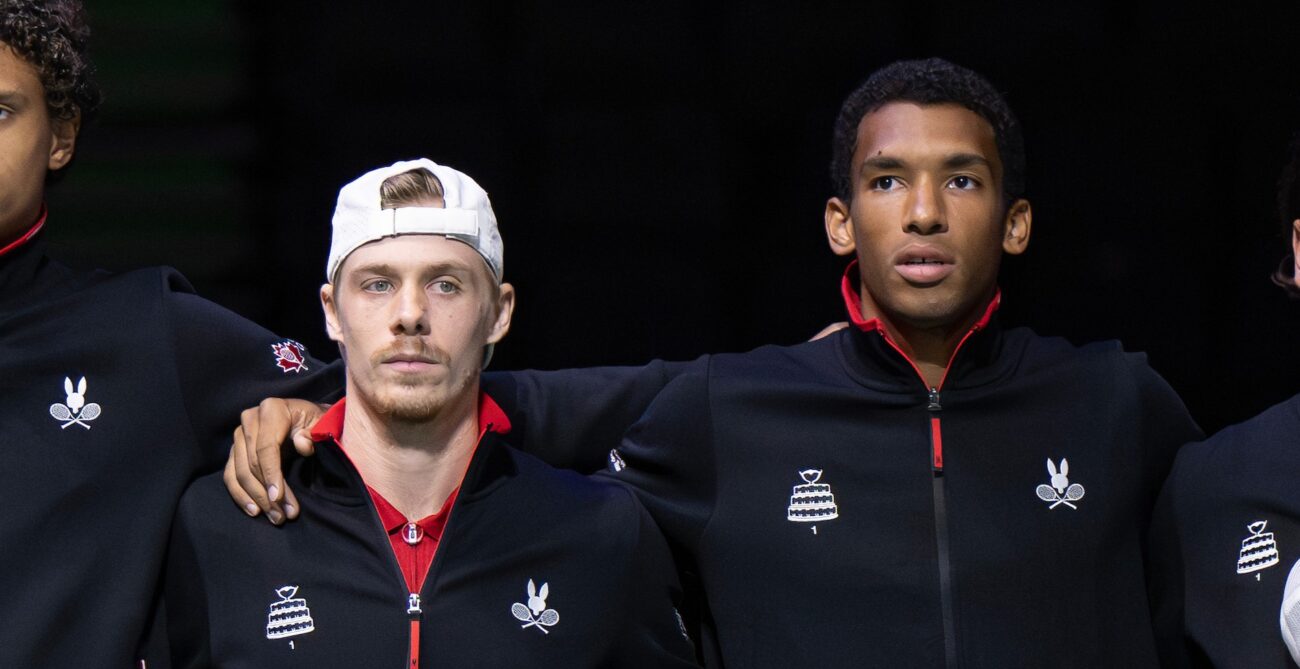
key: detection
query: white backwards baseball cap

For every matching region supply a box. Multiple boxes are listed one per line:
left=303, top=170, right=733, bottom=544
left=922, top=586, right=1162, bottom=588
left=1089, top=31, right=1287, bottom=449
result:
left=326, top=158, right=503, bottom=283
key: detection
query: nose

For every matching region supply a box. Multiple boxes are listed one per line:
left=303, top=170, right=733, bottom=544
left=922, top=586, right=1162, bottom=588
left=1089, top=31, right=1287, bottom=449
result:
left=390, top=283, right=429, bottom=335
left=904, top=178, right=947, bottom=235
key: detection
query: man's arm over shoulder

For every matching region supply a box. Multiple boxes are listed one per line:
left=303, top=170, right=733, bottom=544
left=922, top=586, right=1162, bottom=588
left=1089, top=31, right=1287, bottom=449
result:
left=596, top=369, right=716, bottom=554
left=162, top=273, right=343, bottom=469
left=483, top=357, right=705, bottom=473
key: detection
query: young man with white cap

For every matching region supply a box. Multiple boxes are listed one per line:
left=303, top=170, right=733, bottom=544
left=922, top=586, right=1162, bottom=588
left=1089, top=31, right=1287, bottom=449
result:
left=162, top=159, right=697, bottom=668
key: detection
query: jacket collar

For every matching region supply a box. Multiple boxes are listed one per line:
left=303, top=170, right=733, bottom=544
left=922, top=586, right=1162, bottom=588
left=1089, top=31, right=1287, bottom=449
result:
left=836, top=260, right=1010, bottom=392
left=299, top=393, right=517, bottom=507
left=0, top=208, right=52, bottom=307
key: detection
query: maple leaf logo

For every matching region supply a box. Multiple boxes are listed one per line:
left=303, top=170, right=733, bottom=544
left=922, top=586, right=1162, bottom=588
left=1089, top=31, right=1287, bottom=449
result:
left=271, top=340, right=309, bottom=374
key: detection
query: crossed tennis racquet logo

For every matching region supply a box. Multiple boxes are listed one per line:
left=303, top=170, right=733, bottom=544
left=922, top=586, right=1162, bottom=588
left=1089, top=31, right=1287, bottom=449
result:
left=1036, top=458, right=1085, bottom=510
left=511, top=579, right=560, bottom=634
left=49, top=376, right=101, bottom=430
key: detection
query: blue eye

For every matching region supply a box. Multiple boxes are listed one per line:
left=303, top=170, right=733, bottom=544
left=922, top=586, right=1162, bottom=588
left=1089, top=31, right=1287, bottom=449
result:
left=432, top=281, right=459, bottom=294
left=364, top=280, right=393, bottom=293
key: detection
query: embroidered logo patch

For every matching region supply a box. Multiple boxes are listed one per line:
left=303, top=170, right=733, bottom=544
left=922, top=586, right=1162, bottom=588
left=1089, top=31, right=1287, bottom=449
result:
left=271, top=340, right=309, bottom=374
left=608, top=449, right=626, bottom=472
left=1035, top=458, right=1085, bottom=510
left=511, top=579, right=560, bottom=634
left=1237, top=521, right=1280, bottom=578
left=266, top=585, right=315, bottom=642
left=787, top=469, right=839, bottom=534
left=49, top=376, right=101, bottom=430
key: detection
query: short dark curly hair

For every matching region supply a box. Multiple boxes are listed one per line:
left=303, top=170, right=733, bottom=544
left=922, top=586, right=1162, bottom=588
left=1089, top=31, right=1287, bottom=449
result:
left=1271, top=134, right=1300, bottom=297
left=830, top=58, right=1025, bottom=205
left=0, top=0, right=100, bottom=126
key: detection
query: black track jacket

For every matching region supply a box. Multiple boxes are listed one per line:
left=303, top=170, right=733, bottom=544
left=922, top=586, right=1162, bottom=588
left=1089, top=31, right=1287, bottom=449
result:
left=0, top=226, right=339, bottom=667
left=163, top=426, right=699, bottom=668
left=1150, top=394, right=1300, bottom=667
left=490, top=277, right=1202, bottom=668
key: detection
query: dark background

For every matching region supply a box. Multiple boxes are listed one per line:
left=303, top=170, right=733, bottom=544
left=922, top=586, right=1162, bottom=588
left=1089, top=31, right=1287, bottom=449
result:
left=44, top=1, right=1300, bottom=435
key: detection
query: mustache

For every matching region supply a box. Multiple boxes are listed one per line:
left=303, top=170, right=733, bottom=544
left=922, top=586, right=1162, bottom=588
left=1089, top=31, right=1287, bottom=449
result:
left=369, top=340, right=446, bottom=367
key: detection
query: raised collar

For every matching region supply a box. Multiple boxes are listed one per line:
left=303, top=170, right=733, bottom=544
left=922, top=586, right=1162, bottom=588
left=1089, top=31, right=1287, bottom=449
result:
left=0, top=206, right=46, bottom=258
left=836, top=260, right=1009, bottom=392
left=301, top=392, right=516, bottom=508
left=309, top=393, right=512, bottom=444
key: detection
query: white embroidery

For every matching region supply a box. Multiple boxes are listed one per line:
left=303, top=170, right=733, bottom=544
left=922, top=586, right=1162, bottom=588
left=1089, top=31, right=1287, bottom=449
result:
left=1238, top=521, right=1280, bottom=577
left=49, top=376, right=101, bottom=430
left=787, top=469, right=839, bottom=534
left=1035, top=458, right=1085, bottom=510
left=266, top=586, right=316, bottom=640
left=608, top=449, right=626, bottom=472
left=511, top=579, right=560, bottom=634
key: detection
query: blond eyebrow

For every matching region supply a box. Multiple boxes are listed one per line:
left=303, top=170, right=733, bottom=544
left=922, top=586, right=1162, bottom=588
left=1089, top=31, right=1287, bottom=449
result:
left=347, top=259, right=478, bottom=279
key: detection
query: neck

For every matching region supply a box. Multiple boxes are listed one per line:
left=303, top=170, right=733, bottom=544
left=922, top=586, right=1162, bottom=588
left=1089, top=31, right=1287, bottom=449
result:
left=864, top=292, right=992, bottom=389
left=341, top=384, right=481, bottom=520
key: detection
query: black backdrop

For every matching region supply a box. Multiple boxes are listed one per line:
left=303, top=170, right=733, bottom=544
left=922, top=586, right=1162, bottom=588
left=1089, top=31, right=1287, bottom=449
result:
left=45, top=1, right=1300, bottom=435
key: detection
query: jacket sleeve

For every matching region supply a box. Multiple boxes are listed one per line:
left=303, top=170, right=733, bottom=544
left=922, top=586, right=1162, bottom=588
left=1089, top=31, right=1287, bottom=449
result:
left=608, top=485, right=701, bottom=668
left=162, top=272, right=344, bottom=472
left=1147, top=447, right=1216, bottom=669
left=161, top=484, right=215, bottom=669
left=482, top=357, right=705, bottom=473
left=1129, top=355, right=1203, bottom=504
left=596, top=368, right=716, bottom=557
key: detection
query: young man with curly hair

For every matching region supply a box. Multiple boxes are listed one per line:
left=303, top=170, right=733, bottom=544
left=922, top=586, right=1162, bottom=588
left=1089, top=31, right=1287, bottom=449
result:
left=1150, top=138, right=1300, bottom=667
left=0, top=2, right=339, bottom=665
left=237, top=59, right=1201, bottom=666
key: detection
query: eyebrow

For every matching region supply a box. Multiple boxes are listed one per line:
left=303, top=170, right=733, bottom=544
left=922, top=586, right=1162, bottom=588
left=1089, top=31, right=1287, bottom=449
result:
left=858, top=152, right=993, bottom=176
left=348, top=259, right=477, bottom=278
left=0, top=89, right=29, bottom=105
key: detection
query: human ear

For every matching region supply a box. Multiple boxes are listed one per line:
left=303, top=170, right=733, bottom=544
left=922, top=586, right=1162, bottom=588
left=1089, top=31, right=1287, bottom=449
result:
left=47, top=112, right=79, bottom=170
left=1291, top=219, right=1300, bottom=286
left=486, top=283, right=516, bottom=345
left=321, top=284, right=343, bottom=344
left=1001, top=199, right=1032, bottom=256
left=824, top=197, right=857, bottom=256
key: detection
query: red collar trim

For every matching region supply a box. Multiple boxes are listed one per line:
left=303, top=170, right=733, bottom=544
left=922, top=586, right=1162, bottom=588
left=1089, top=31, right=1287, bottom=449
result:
left=0, top=206, right=47, bottom=258
left=308, top=392, right=512, bottom=443
left=838, top=259, right=1001, bottom=334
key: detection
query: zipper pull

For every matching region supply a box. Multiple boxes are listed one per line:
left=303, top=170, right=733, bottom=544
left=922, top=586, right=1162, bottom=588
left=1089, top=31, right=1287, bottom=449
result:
left=927, top=387, right=942, bottom=411
left=407, top=593, right=422, bottom=617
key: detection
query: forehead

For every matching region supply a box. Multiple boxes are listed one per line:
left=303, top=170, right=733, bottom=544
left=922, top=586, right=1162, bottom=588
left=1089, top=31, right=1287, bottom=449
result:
left=852, top=102, right=1001, bottom=174
left=340, top=234, right=491, bottom=280
left=0, top=43, right=44, bottom=98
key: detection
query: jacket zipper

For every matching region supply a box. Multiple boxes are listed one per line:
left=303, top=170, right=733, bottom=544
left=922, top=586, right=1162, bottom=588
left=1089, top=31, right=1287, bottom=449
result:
left=407, top=593, right=423, bottom=668
left=877, top=324, right=982, bottom=669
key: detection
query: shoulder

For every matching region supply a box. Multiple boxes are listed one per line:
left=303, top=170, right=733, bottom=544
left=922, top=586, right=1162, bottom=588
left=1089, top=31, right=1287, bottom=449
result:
left=500, top=446, right=648, bottom=537
left=171, top=470, right=258, bottom=552
left=1007, top=327, right=1170, bottom=387
left=1172, top=395, right=1300, bottom=487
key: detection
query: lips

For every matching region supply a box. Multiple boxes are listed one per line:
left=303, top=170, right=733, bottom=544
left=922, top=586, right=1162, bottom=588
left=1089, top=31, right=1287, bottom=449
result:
left=893, top=246, right=955, bottom=284
left=380, top=349, right=440, bottom=372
